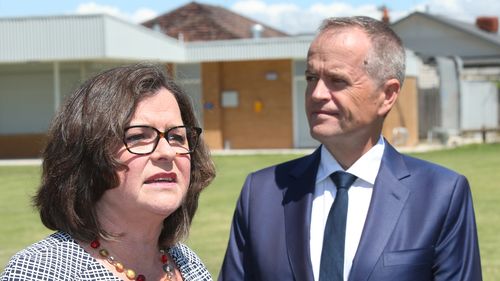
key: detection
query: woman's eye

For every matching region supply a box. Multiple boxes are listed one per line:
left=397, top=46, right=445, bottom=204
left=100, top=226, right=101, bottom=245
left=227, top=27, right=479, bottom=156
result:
left=168, top=133, right=186, bottom=144
left=125, top=134, right=147, bottom=143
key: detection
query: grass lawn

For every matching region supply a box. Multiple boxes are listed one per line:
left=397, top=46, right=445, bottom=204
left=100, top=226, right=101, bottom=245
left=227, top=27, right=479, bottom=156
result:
left=1, top=143, right=499, bottom=280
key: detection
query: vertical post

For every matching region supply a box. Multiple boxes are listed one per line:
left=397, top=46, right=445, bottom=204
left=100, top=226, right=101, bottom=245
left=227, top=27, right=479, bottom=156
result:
left=53, top=61, right=61, bottom=112
left=80, top=62, right=87, bottom=83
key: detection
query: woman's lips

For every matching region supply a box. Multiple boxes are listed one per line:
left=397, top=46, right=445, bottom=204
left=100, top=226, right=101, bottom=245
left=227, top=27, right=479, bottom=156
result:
left=144, top=172, right=177, bottom=184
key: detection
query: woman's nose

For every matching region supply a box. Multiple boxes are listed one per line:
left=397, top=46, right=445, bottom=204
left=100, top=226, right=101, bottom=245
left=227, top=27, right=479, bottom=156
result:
left=151, top=137, right=177, bottom=160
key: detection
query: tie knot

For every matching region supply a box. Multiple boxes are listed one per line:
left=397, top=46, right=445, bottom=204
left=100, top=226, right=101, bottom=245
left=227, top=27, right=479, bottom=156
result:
left=330, top=171, right=357, bottom=190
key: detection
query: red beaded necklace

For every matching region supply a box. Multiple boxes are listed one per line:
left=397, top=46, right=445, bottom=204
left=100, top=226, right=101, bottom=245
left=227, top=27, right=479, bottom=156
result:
left=90, top=239, right=176, bottom=281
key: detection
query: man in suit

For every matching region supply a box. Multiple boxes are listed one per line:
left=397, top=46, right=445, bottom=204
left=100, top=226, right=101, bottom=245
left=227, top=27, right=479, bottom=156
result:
left=218, top=16, right=482, bottom=281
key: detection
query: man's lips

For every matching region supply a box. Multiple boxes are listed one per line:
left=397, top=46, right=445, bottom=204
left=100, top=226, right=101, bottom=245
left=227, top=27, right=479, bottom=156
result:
left=312, top=109, right=339, bottom=116
left=144, top=172, right=177, bottom=184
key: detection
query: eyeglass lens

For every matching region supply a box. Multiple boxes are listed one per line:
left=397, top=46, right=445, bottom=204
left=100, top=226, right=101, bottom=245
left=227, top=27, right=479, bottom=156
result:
left=124, top=126, right=196, bottom=155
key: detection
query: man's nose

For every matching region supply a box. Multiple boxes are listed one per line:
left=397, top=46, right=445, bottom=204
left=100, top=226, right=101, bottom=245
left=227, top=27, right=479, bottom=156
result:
left=310, top=78, right=330, bottom=101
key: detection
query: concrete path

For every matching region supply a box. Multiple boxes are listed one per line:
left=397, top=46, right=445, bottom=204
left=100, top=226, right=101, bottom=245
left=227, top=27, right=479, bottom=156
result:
left=0, top=159, right=42, bottom=166
left=0, top=143, right=447, bottom=166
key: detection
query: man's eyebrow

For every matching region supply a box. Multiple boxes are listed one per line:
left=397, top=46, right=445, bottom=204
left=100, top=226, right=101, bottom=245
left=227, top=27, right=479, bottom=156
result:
left=328, top=71, right=348, bottom=80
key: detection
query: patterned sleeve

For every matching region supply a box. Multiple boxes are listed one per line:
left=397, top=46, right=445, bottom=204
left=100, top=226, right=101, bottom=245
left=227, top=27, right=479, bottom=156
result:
left=1, top=250, right=55, bottom=281
left=1, top=232, right=118, bottom=281
left=170, top=243, right=213, bottom=281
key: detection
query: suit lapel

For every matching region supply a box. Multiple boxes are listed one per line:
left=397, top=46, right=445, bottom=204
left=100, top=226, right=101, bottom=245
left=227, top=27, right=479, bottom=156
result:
left=348, top=143, right=410, bottom=281
left=283, top=148, right=321, bottom=281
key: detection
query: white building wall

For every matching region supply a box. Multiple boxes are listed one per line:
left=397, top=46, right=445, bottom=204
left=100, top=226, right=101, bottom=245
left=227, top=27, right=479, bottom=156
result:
left=0, top=15, right=105, bottom=63
left=104, top=17, right=185, bottom=62
left=0, top=62, right=127, bottom=134
left=175, top=63, right=203, bottom=124
left=461, top=81, right=498, bottom=130
left=1, top=66, right=57, bottom=133
left=417, top=62, right=440, bottom=89
left=393, top=16, right=500, bottom=57
left=185, top=36, right=313, bottom=62
left=292, top=59, right=319, bottom=148
left=0, top=14, right=185, bottom=64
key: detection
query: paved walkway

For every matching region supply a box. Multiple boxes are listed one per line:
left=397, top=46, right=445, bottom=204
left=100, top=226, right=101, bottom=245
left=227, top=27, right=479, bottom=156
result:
left=0, top=158, right=42, bottom=166
left=0, top=143, right=448, bottom=166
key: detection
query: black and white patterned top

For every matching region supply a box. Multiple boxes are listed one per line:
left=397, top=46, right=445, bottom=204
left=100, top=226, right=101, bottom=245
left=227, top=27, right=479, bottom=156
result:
left=1, top=232, right=212, bottom=281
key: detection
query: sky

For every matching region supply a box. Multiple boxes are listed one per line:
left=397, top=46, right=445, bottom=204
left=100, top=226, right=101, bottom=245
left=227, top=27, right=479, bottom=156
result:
left=0, top=0, right=499, bottom=35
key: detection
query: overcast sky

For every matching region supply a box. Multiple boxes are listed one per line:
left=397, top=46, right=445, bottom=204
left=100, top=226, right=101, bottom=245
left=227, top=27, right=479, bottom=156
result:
left=0, top=0, right=499, bottom=34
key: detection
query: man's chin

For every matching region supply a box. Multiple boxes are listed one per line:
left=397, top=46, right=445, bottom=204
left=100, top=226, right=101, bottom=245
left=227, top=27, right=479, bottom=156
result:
left=310, top=125, right=342, bottom=141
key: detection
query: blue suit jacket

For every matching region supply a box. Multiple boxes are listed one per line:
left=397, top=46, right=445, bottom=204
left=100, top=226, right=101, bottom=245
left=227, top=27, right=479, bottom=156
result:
left=219, top=144, right=482, bottom=281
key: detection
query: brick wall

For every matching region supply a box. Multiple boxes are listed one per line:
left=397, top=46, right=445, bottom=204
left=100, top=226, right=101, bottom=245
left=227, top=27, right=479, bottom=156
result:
left=0, top=134, right=46, bottom=158
left=382, top=77, right=419, bottom=146
left=202, top=59, right=293, bottom=149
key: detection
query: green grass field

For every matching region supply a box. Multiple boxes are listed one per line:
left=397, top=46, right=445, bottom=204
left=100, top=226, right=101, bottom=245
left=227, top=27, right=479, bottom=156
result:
left=1, top=143, right=499, bottom=280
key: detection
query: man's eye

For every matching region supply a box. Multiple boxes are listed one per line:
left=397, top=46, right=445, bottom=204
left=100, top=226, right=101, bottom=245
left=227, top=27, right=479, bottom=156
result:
left=306, top=75, right=318, bottom=82
left=332, top=78, right=347, bottom=85
left=328, top=76, right=349, bottom=89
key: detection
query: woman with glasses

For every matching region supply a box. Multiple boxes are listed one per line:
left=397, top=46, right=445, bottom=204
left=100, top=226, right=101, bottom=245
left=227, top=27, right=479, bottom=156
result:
left=1, top=63, right=216, bottom=281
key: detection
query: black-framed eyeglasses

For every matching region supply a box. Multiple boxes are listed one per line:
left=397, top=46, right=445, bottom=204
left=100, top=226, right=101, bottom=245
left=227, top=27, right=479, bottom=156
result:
left=123, top=125, right=202, bottom=155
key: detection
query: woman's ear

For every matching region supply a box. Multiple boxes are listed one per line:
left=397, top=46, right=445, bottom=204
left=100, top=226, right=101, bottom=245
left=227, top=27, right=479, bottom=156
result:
left=378, top=78, right=400, bottom=117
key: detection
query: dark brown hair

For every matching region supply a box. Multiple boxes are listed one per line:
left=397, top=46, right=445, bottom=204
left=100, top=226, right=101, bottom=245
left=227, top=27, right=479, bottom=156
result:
left=34, top=63, right=215, bottom=246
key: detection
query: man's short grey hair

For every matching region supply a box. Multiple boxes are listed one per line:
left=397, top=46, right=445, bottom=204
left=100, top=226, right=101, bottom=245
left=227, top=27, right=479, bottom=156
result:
left=318, top=16, right=406, bottom=87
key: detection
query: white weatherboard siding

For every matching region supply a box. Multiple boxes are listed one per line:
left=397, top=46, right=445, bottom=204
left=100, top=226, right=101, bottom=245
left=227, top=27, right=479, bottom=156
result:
left=461, top=81, right=498, bottom=130
left=185, top=36, right=312, bottom=62
left=0, top=15, right=311, bottom=64
left=103, top=16, right=185, bottom=62
left=392, top=13, right=500, bottom=58
left=0, top=14, right=183, bottom=63
left=0, top=16, right=105, bottom=63
left=0, top=62, right=125, bottom=134
left=0, top=70, right=55, bottom=134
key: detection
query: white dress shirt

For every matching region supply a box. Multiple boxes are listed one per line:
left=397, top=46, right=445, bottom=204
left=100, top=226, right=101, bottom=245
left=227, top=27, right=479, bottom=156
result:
left=310, top=137, right=385, bottom=281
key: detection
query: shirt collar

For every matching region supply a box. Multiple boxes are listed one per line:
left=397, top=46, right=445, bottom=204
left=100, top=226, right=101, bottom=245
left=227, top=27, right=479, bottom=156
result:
left=317, top=136, right=385, bottom=185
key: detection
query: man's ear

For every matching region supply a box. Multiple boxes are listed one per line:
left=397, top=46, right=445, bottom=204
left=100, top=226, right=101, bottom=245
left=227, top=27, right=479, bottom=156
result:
left=378, top=78, right=400, bottom=117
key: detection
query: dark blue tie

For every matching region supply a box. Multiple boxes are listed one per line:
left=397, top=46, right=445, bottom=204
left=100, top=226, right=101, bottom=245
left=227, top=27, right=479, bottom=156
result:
left=319, top=171, right=358, bottom=281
